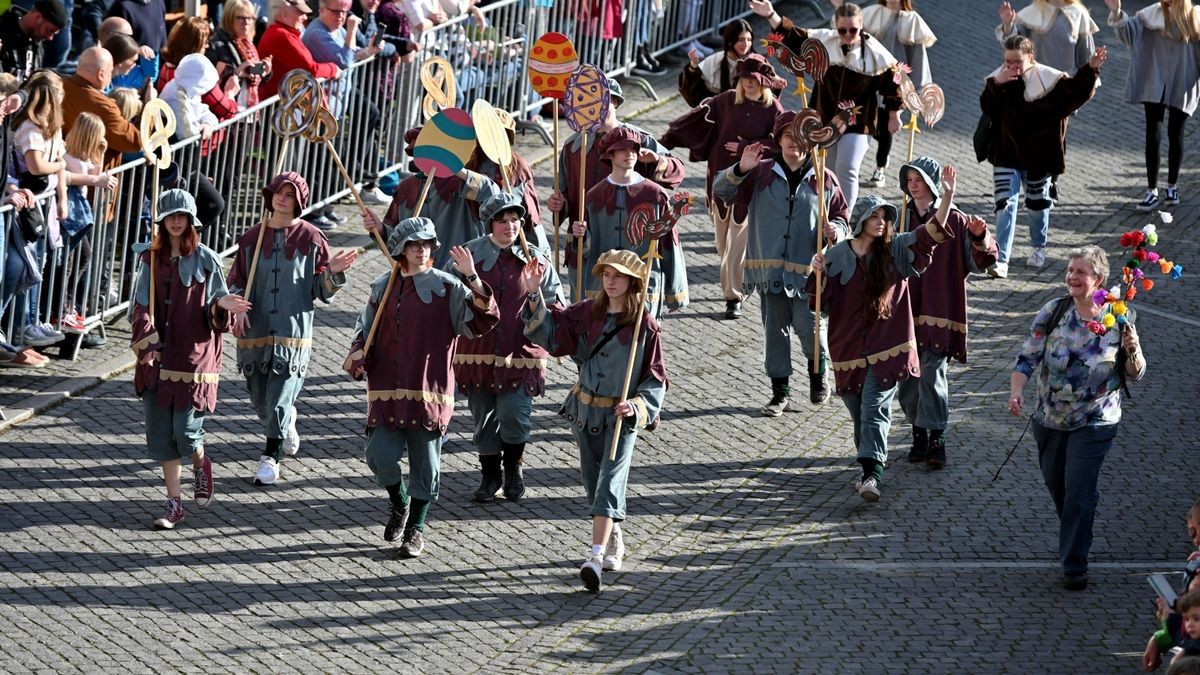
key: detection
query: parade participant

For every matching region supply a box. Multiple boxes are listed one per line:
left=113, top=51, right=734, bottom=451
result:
left=981, top=36, right=1104, bottom=277
left=713, top=111, right=850, bottom=412
left=1107, top=0, right=1200, bottom=211
left=750, top=0, right=903, bottom=213
left=895, top=156, right=998, bottom=468
left=808, top=178, right=961, bottom=503
left=832, top=0, right=937, bottom=188
left=997, top=1, right=1098, bottom=75
left=678, top=18, right=757, bottom=106
left=129, top=189, right=252, bottom=530
left=451, top=192, right=565, bottom=504
left=548, top=80, right=685, bottom=294
left=520, top=249, right=668, bottom=593
left=1009, top=245, right=1146, bottom=590
left=227, top=173, right=358, bottom=486
left=663, top=53, right=784, bottom=320
left=343, top=217, right=499, bottom=558
left=569, top=127, right=690, bottom=320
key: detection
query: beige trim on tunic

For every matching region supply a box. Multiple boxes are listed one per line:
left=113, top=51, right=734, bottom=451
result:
left=831, top=340, right=917, bottom=372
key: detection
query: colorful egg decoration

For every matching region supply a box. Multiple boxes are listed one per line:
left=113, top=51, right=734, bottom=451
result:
left=528, top=32, right=579, bottom=99
left=413, top=108, right=476, bottom=177
left=563, top=65, right=610, bottom=134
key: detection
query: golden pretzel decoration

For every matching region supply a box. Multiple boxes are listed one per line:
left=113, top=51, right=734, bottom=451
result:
left=272, top=70, right=322, bottom=139
left=420, top=57, right=457, bottom=121
left=139, top=98, right=176, bottom=170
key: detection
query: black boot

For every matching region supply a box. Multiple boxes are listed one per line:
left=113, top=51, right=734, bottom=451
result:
left=760, top=377, right=790, bottom=417
left=643, top=44, right=662, bottom=70
left=808, top=359, right=830, bottom=404
left=927, top=429, right=946, bottom=469
left=472, top=454, right=504, bottom=503
left=501, top=442, right=526, bottom=501
left=907, top=426, right=928, bottom=463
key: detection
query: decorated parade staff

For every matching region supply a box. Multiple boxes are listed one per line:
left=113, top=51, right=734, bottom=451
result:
left=343, top=218, right=500, bottom=558
left=520, top=249, right=669, bottom=593
left=997, top=0, right=1098, bottom=75
left=547, top=79, right=686, bottom=285
left=981, top=37, right=1104, bottom=277
left=808, top=178, right=962, bottom=503
left=129, top=189, right=252, bottom=530
left=227, top=173, right=358, bottom=486
left=832, top=0, right=937, bottom=189
left=894, top=157, right=998, bottom=468
left=569, top=127, right=690, bottom=320
left=663, top=53, right=785, bottom=320
left=713, top=111, right=850, bottom=413
left=751, top=0, right=903, bottom=211
left=451, top=193, right=566, bottom=504
left=473, top=106, right=550, bottom=253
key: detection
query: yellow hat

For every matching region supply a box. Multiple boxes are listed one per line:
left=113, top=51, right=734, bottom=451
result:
left=591, top=249, right=647, bottom=280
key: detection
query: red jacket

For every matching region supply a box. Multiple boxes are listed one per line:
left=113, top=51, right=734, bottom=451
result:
left=256, top=22, right=339, bottom=99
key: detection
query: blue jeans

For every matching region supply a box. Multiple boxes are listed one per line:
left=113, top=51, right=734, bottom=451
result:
left=840, top=366, right=898, bottom=466
left=993, top=167, right=1053, bottom=263
left=1033, top=421, right=1118, bottom=576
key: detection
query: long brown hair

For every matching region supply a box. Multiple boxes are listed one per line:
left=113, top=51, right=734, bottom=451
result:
left=590, top=272, right=644, bottom=326
left=876, top=0, right=914, bottom=9
left=153, top=215, right=200, bottom=258
left=164, top=17, right=212, bottom=64
left=862, top=219, right=896, bottom=320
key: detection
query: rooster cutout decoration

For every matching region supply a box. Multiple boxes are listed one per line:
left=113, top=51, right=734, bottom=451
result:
left=763, top=35, right=828, bottom=105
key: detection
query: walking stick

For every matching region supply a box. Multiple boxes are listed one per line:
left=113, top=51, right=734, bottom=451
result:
left=608, top=238, right=656, bottom=460
left=362, top=109, right=477, bottom=360
left=138, top=99, right=176, bottom=324
left=562, top=65, right=612, bottom=304
left=527, top=32, right=578, bottom=271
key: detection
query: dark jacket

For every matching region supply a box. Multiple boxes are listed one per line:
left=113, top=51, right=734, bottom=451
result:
left=980, top=63, right=1098, bottom=175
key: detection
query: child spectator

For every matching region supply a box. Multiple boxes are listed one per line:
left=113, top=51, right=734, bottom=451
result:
left=1147, top=589, right=1200, bottom=670
left=61, top=111, right=116, bottom=333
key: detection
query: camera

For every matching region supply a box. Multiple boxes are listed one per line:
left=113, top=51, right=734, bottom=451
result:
left=246, top=61, right=268, bottom=77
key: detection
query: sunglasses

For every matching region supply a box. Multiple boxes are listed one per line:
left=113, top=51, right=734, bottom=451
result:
left=837, top=27, right=859, bottom=35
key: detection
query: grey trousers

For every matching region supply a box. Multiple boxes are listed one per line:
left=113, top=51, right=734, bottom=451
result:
left=760, top=290, right=828, bottom=379
left=572, top=423, right=638, bottom=521
left=897, top=347, right=950, bottom=431
left=467, top=389, right=534, bottom=455
left=244, top=370, right=305, bottom=439
left=364, top=425, right=443, bottom=499
left=840, top=366, right=897, bottom=466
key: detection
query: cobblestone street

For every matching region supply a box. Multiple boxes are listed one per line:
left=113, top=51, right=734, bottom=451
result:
left=1, top=1, right=1198, bottom=671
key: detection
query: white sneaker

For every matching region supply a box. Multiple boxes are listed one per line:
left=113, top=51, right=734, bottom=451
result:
left=602, top=524, right=625, bottom=571
left=1026, top=248, right=1047, bottom=269
left=855, top=476, right=881, bottom=502
left=20, top=324, right=58, bottom=347
left=360, top=186, right=390, bottom=205
left=865, top=168, right=885, bottom=187
left=986, top=262, right=1009, bottom=279
left=253, top=455, right=281, bottom=486
left=580, top=554, right=603, bottom=592
left=283, top=407, right=300, bottom=456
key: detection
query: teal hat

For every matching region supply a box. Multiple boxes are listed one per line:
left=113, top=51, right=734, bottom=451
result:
left=899, top=156, right=941, bottom=201
left=156, top=189, right=199, bottom=228
left=850, top=195, right=898, bottom=236
left=609, top=79, right=624, bottom=105
left=387, top=217, right=440, bottom=259
left=479, top=192, right=526, bottom=227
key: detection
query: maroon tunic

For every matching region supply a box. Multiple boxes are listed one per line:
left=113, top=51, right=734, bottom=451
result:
left=906, top=205, right=998, bottom=363
left=129, top=247, right=230, bottom=412
left=661, top=88, right=784, bottom=220
left=807, top=217, right=950, bottom=394
left=453, top=248, right=554, bottom=395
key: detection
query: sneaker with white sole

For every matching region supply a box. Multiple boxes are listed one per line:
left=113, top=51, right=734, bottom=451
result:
left=253, top=455, right=281, bottom=486
left=986, top=262, right=1009, bottom=279
left=1165, top=186, right=1181, bottom=206
left=865, top=168, right=885, bottom=187
left=153, top=497, right=185, bottom=530
left=20, top=324, right=58, bottom=347
left=283, top=407, right=300, bottom=456
left=580, top=554, right=604, bottom=592
left=1026, top=247, right=1047, bottom=268
left=855, top=476, right=881, bottom=502
left=361, top=186, right=390, bottom=205
left=1136, top=189, right=1159, bottom=212
left=602, top=525, right=625, bottom=571
left=193, top=455, right=215, bottom=509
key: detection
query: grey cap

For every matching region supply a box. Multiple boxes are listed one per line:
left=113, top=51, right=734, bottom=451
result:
left=899, top=156, right=941, bottom=202
left=156, top=189, right=199, bottom=227
left=850, top=194, right=898, bottom=237
left=479, top=192, right=526, bottom=228
left=609, top=79, right=624, bottom=105
left=387, top=217, right=440, bottom=259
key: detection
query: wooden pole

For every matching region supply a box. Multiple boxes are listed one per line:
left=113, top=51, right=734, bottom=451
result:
left=362, top=172, right=437, bottom=359
left=897, top=112, right=919, bottom=233
left=148, top=168, right=160, bottom=320
left=575, top=132, right=588, bottom=303
left=243, top=137, right=293, bottom=303
left=551, top=98, right=561, bottom=270
left=325, top=138, right=390, bottom=254
left=608, top=239, right=657, bottom=461
left=812, top=148, right=826, bottom=374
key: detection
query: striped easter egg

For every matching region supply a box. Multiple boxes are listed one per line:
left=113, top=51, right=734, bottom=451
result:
left=528, top=32, right=579, bottom=99
left=413, top=108, right=476, bottom=177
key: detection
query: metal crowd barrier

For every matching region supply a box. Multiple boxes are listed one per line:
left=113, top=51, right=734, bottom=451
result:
left=0, top=0, right=754, bottom=361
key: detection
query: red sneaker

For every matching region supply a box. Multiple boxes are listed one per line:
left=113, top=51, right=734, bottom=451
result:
left=193, top=456, right=215, bottom=509
left=153, top=497, right=185, bottom=530
left=58, top=310, right=86, bottom=334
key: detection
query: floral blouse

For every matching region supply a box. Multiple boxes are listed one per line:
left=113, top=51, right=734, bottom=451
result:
left=1013, top=299, right=1145, bottom=430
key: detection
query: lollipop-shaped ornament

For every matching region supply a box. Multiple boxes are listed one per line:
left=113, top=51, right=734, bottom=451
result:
left=529, top=32, right=579, bottom=270
left=563, top=65, right=612, bottom=301
left=472, top=99, right=533, bottom=260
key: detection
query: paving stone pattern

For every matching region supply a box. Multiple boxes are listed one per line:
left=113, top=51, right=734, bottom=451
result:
left=1, top=1, right=1198, bottom=671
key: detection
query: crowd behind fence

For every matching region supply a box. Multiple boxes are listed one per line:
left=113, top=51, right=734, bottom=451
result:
left=0, top=0, right=768, bottom=362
